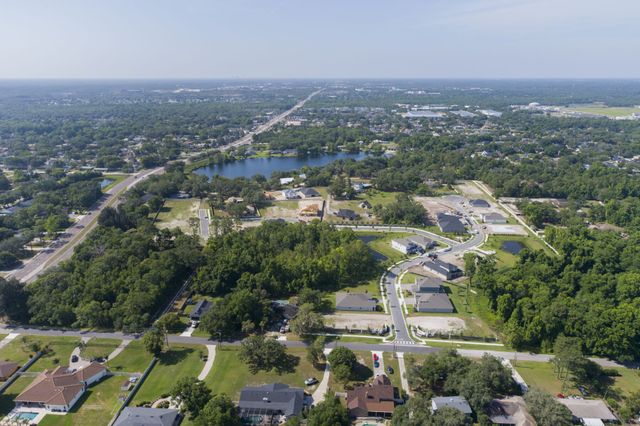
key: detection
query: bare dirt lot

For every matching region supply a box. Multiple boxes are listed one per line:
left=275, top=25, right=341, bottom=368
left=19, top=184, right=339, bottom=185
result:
left=324, top=313, right=391, bottom=330
left=455, top=181, right=486, bottom=197
left=407, top=316, right=466, bottom=332
left=414, top=196, right=457, bottom=217
left=485, top=224, right=528, bottom=236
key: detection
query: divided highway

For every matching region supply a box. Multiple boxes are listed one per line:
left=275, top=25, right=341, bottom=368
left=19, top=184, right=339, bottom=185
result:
left=9, top=89, right=322, bottom=284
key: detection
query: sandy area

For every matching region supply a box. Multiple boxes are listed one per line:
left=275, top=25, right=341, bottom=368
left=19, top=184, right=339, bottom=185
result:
left=455, top=182, right=486, bottom=197
left=407, top=316, right=466, bottom=332
left=485, top=224, right=528, bottom=236
left=413, top=196, right=457, bottom=217
left=324, top=313, right=391, bottom=330
left=156, top=198, right=200, bottom=234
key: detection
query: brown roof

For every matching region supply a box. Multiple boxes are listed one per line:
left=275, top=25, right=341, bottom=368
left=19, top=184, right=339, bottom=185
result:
left=15, top=362, right=107, bottom=407
left=489, top=396, right=536, bottom=426
left=0, top=361, right=19, bottom=378
left=347, top=374, right=396, bottom=416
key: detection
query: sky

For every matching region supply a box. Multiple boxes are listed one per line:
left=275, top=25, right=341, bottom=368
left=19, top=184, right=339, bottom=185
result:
left=1, top=0, right=639, bottom=79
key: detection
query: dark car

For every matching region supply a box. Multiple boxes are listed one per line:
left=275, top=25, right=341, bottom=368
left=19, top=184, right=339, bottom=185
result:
left=71, top=355, right=79, bottom=363
left=387, top=366, right=394, bottom=374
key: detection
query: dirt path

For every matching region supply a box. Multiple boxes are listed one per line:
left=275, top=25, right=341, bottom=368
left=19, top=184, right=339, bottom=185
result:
left=107, top=339, right=131, bottom=361
left=397, top=352, right=411, bottom=396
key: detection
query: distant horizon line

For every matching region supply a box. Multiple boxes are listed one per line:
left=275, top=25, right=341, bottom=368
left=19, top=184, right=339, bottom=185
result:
left=0, top=77, right=639, bottom=82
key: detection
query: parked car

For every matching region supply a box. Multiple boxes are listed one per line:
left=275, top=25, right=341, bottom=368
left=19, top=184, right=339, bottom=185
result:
left=304, top=378, right=318, bottom=386
left=374, top=361, right=380, bottom=368
left=373, top=354, right=379, bottom=361
left=71, top=355, right=79, bottom=363
left=387, top=366, right=394, bottom=374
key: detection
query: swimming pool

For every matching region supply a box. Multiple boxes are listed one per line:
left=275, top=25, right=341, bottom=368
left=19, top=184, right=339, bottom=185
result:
left=14, top=412, right=38, bottom=421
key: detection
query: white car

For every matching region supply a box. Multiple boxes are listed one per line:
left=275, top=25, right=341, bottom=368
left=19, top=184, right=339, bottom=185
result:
left=304, top=378, right=318, bottom=386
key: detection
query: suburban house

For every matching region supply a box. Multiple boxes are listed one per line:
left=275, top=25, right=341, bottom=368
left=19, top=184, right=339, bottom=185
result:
left=557, top=398, right=617, bottom=426
left=238, top=383, right=304, bottom=423
left=482, top=212, right=507, bottom=224
left=469, top=199, right=490, bottom=208
left=421, top=259, right=463, bottom=280
left=298, top=187, right=321, bottom=198
left=347, top=374, right=397, bottom=418
left=488, top=397, right=536, bottom=426
left=189, top=300, right=212, bottom=322
left=272, top=300, right=299, bottom=321
left=113, top=407, right=182, bottom=426
left=416, top=293, right=454, bottom=313
left=431, top=396, right=473, bottom=416
left=282, top=189, right=299, bottom=200
left=391, top=236, right=435, bottom=255
left=335, top=209, right=358, bottom=221
left=0, top=361, right=19, bottom=381
left=412, top=276, right=445, bottom=294
left=436, top=213, right=466, bottom=234
left=15, top=362, right=108, bottom=412
left=335, top=293, right=377, bottom=311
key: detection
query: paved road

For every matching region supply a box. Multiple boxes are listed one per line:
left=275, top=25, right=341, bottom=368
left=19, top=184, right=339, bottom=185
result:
left=198, top=209, right=210, bottom=239
left=9, top=89, right=322, bottom=284
left=9, top=167, right=163, bottom=283
left=340, top=222, right=487, bottom=345
left=217, top=89, right=323, bottom=153
left=0, top=326, right=622, bottom=367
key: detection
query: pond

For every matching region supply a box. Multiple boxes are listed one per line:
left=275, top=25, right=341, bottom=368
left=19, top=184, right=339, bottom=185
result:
left=501, top=240, right=525, bottom=255
left=193, top=152, right=369, bottom=180
left=100, top=178, right=114, bottom=189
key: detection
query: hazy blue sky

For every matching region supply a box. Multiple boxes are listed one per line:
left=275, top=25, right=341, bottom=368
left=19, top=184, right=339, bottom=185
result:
left=1, top=0, right=639, bottom=79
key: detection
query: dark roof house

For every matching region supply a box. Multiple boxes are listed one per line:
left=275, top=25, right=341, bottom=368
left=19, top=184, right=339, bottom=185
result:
left=298, top=188, right=321, bottom=198
left=557, top=398, right=617, bottom=425
left=431, top=396, right=473, bottom=415
left=469, top=199, right=490, bottom=208
left=347, top=374, right=397, bottom=418
left=0, top=361, right=19, bottom=380
left=436, top=213, right=466, bottom=234
left=238, top=383, right=304, bottom=420
left=114, top=407, right=182, bottom=426
left=421, top=259, right=463, bottom=280
left=335, top=209, right=358, bottom=220
left=412, top=276, right=445, bottom=293
left=416, top=293, right=454, bottom=313
left=189, top=300, right=212, bottom=321
left=482, top=212, right=507, bottom=224
left=335, top=293, right=377, bottom=311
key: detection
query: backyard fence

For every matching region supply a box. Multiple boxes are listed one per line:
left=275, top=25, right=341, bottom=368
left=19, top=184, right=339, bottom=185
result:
left=107, top=357, right=158, bottom=426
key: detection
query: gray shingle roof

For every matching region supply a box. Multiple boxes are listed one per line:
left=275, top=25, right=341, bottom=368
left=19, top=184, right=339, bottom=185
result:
left=469, top=199, right=490, bottom=208
left=238, top=383, right=304, bottom=417
left=114, top=407, right=180, bottom=426
left=335, top=293, right=377, bottom=310
left=436, top=213, right=466, bottom=233
left=416, top=293, right=454, bottom=312
left=432, top=396, right=473, bottom=414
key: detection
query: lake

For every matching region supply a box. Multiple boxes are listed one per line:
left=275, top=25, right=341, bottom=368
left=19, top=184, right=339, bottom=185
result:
left=193, top=152, right=369, bottom=180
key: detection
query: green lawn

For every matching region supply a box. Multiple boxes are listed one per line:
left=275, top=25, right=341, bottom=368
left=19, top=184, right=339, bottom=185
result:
left=81, top=338, right=121, bottom=361
left=482, top=234, right=550, bottom=268
left=563, top=105, right=640, bottom=117
left=0, top=376, right=33, bottom=416
left=106, top=340, right=153, bottom=374
left=1, top=336, right=81, bottom=371
left=204, top=347, right=323, bottom=399
left=382, top=352, right=402, bottom=391
left=327, top=190, right=401, bottom=224
left=354, top=231, right=414, bottom=264
left=516, top=361, right=640, bottom=401
left=132, top=344, right=206, bottom=404
left=39, top=376, right=126, bottom=426
left=101, top=174, right=127, bottom=192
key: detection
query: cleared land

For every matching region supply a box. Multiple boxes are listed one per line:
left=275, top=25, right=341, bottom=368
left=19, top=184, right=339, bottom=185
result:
left=562, top=104, right=640, bottom=117
left=154, top=198, right=200, bottom=234
left=483, top=234, right=550, bottom=268
left=324, top=313, right=391, bottom=331
left=205, top=347, right=322, bottom=399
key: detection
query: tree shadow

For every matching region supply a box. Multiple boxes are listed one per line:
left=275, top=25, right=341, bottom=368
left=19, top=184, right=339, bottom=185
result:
left=274, top=353, right=299, bottom=374
left=158, top=347, right=193, bottom=366
left=351, top=362, right=373, bottom=382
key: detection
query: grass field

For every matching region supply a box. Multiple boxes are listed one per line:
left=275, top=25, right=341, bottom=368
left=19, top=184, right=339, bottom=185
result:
left=0, top=336, right=81, bottom=371
left=39, top=376, right=126, bottom=426
left=81, top=338, right=121, bottom=361
left=355, top=231, right=413, bottom=264
left=204, top=347, right=322, bottom=399
left=516, top=361, right=640, bottom=400
left=326, top=190, right=400, bottom=224
left=563, top=105, right=640, bottom=117
left=382, top=352, right=401, bottom=390
left=155, top=198, right=200, bottom=234
left=132, top=344, right=206, bottom=404
left=0, top=376, right=33, bottom=416
left=106, top=340, right=153, bottom=374
left=482, top=234, right=550, bottom=268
